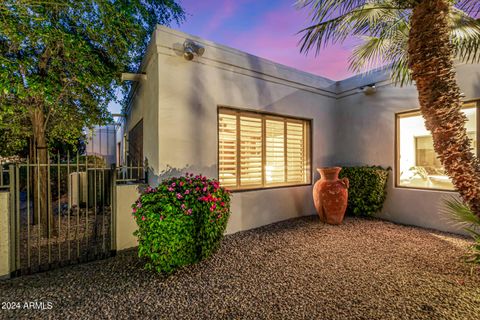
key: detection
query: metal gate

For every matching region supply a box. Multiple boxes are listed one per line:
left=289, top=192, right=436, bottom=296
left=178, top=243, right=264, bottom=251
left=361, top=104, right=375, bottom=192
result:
left=5, top=155, right=116, bottom=276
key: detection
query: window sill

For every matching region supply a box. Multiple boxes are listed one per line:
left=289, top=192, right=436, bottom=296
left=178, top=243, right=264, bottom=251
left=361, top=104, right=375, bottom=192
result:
left=394, top=185, right=457, bottom=193
left=229, top=183, right=312, bottom=193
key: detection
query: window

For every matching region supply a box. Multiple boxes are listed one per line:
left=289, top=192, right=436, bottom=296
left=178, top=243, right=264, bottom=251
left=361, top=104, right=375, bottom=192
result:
left=128, top=120, right=143, bottom=167
left=396, top=102, right=478, bottom=190
left=218, top=107, right=311, bottom=190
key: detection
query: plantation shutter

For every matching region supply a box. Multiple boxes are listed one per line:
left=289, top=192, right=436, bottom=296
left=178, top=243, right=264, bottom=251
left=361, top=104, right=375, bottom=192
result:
left=265, top=119, right=285, bottom=184
left=218, top=107, right=311, bottom=190
left=286, top=121, right=308, bottom=183
left=239, top=115, right=263, bottom=187
left=218, top=112, right=237, bottom=187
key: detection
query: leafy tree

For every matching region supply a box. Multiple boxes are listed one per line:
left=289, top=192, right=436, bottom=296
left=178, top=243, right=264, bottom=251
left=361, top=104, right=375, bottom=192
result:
left=298, top=0, right=480, bottom=215
left=0, top=0, right=185, bottom=234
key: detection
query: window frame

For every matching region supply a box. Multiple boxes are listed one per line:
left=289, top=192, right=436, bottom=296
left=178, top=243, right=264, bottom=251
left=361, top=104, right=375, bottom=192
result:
left=394, top=100, right=480, bottom=192
left=217, top=106, right=313, bottom=192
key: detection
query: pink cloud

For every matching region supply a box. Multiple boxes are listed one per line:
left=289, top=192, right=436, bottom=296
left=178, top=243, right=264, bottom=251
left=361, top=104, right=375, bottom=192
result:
left=201, top=0, right=237, bottom=37
left=227, top=4, right=357, bottom=80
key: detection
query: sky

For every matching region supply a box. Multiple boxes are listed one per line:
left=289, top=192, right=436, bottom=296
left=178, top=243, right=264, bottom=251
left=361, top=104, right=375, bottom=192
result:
left=109, top=0, right=359, bottom=114
left=178, top=0, right=358, bottom=80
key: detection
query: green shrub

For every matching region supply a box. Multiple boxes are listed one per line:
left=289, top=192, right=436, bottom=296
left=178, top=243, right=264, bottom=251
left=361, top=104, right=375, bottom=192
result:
left=132, top=173, right=231, bottom=273
left=443, top=198, right=480, bottom=267
left=339, top=166, right=390, bottom=217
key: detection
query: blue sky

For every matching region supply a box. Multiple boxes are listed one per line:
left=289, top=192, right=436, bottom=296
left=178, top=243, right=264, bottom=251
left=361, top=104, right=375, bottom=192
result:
left=109, top=0, right=359, bottom=114
left=178, top=0, right=358, bottom=79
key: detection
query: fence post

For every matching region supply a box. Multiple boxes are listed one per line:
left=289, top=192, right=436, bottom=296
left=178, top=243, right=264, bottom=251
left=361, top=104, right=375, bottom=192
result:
left=0, top=166, right=13, bottom=279
left=144, top=158, right=148, bottom=184
left=111, top=164, right=117, bottom=254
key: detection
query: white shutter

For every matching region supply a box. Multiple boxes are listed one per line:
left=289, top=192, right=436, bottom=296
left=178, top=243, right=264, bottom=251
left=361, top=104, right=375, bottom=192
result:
left=218, top=113, right=237, bottom=187
left=218, top=108, right=311, bottom=190
left=286, top=121, right=306, bottom=183
left=265, top=119, right=285, bottom=184
left=239, top=115, right=263, bottom=186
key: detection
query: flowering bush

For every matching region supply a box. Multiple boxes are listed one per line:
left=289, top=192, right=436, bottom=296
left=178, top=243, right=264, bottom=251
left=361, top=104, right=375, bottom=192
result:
left=132, top=173, right=231, bottom=273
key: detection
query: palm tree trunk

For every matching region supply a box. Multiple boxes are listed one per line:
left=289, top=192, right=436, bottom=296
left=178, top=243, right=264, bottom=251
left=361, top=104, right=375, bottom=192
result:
left=408, top=0, right=480, bottom=215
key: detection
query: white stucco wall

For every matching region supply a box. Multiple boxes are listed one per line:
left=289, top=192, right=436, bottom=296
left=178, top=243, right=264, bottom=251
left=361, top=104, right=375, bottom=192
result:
left=0, top=191, right=10, bottom=278
left=85, top=125, right=116, bottom=165
left=335, top=64, right=480, bottom=235
left=128, top=27, right=340, bottom=234
left=115, top=184, right=141, bottom=250
left=122, top=26, right=480, bottom=236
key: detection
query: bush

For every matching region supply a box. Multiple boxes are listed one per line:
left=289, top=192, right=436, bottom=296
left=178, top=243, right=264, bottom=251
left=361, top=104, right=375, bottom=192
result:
left=132, top=173, right=231, bottom=273
left=339, top=166, right=390, bottom=217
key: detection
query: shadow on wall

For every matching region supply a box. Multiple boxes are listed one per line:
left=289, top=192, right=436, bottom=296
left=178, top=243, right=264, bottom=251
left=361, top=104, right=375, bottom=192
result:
left=147, top=164, right=218, bottom=186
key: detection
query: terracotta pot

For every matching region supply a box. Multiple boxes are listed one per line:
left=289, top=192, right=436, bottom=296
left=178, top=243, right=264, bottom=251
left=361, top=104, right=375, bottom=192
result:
left=313, top=167, right=349, bottom=225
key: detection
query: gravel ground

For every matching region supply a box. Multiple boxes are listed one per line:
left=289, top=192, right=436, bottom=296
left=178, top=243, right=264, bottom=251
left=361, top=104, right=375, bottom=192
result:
left=0, top=216, right=479, bottom=320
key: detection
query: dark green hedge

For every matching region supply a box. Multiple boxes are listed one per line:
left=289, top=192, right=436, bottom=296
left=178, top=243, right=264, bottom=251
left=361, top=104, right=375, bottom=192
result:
left=339, top=166, right=390, bottom=217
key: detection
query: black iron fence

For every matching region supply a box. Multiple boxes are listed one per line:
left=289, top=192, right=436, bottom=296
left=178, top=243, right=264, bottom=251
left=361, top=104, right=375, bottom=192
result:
left=4, top=153, right=147, bottom=276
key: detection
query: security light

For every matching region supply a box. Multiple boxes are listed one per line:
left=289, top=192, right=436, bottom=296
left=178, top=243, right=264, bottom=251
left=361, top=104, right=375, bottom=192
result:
left=360, top=83, right=376, bottom=95
left=183, top=40, right=205, bottom=61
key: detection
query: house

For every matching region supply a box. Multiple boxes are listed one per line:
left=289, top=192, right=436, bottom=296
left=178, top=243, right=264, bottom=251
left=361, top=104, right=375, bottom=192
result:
left=117, top=25, right=480, bottom=236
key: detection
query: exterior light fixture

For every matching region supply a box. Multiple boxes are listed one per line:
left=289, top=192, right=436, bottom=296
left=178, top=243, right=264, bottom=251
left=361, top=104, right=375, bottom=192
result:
left=360, top=83, right=376, bottom=95
left=183, top=40, right=205, bottom=61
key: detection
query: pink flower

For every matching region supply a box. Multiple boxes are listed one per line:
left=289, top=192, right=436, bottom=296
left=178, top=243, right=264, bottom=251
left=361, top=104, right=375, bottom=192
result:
left=168, top=187, right=174, bottom=192
left=132, top=208, right=137, bottom=213
left=187, top=209, right=192, bottom=215
left=180, top=181, right=184, bottom=187
left=171, top=182, right=176, bottom=187
left=211, top=204, right=217, bottom=210
left=181, top=204, right=186, bottom=210
left=185, top=189, right=190, bottom=195
left=195, top=187, right=200, bottom=191
left=203, top=187, right=207, bottom=192
left=136, top=202, right=142, bottom=208
left=220, top=202, right=225, bottom=207
left=160, top=216, right=164, bottom=221
left=176, top=193, right=183, bottom=200
left=141, top=216, right=146, bottom=221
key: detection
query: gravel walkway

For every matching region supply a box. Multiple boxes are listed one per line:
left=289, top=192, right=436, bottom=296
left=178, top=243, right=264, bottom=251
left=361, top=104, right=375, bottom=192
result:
left=0, top=216, right=479, bottom=320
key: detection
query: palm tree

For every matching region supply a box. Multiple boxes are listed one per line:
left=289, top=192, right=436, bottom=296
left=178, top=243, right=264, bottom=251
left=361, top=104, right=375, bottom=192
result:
left=297, top=0, right=480, bottom=215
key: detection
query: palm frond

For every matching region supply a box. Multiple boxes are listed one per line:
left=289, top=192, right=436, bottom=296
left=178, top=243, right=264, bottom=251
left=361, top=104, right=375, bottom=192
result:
left=390, top=57, right=411, bottom=86
left=296, top=0, right=369, bottom=23
left=347, top=6, right=480, bottom=85
left=349, top=16, right=411, bottom=85
left=451, top=8, right=480, bottom=63
left=442, top=197, right=480, bottom=230
left=456, top=0, right=480, bottom=17
left=298, top=2, right=408, bottom=55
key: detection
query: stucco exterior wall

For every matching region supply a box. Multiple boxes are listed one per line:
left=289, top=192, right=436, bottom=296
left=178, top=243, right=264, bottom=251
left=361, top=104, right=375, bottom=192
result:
left=115, top=184, right=141, bottom=250
left=0, top=192, right=10, bottom=278
left=144, top=27, right=339, bottom=234
left=335, top=64, right=480, bottom=235
left=123, top=26, right=480, bottom=236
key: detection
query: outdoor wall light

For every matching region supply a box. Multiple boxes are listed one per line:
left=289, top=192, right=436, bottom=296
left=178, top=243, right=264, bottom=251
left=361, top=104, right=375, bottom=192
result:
left=183, top=40, right=205, bottom=61
left=360, top=83, right=376, bottom=95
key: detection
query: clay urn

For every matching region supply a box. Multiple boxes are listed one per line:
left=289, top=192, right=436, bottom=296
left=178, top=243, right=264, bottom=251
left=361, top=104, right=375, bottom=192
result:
left=313, top=167, right=349, bottom=225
